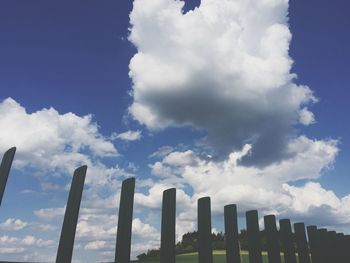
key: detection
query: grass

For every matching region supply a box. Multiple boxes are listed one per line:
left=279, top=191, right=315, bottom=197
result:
left=136, top=250, right=292, bottom=263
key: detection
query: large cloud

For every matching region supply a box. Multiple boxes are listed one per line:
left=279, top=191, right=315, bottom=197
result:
left=140, top=138, right=348, bottom=237
left=0, top=97, right=117, bottom=175
left=0, top=98, right=137, bottom=187
left=128, top=0, right=317, bottom=165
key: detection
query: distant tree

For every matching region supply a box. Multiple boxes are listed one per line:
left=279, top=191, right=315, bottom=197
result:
left=137, top=231, right=227, bottom=260
left=137, top=228, right=294, bottom=260
left=137, top=253, right=147, bottom=261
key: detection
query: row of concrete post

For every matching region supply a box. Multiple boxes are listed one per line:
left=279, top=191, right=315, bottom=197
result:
left=1, top=147, right=350, bottom=263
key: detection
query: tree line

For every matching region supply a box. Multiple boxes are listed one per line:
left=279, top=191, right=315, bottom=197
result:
left=137, top=229, right=298, bottom=260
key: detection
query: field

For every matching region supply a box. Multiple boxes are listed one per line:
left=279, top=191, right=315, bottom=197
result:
left=136, top=250, right=290, bottom=263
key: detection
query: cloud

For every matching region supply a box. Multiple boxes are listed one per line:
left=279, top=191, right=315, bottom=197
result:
left=126, top=0, right=345, bottom=245
left=149, top=145, right=174, bottom=158
left=111, top=130, right=142, bottom=141
left=37, top=224, right=57, bottom=232
left=0, top=218, right=28, bottom=231
left=128, top=0, right=318, bottom=166
left=140, top=136, right=343, bottom=235
left=163, top=150, right=197, bottom=166
left=281, top=183, right=350, bottom=228
left=84, top=240, right=111, bottom=250
left=76, top=213, right=117, bottom=239
left=0, top=235, right=55, bottom=254
left=0, top=97, right=137, bottom=190
left=0, top=97, right=148, bottom=260
left=0, top=97, right=118, bottom=175
left=75, top=210, right=160, bottom=260
left=299, top=107, right=315, bottom=125
left=34, top=207, right=65, bottom=220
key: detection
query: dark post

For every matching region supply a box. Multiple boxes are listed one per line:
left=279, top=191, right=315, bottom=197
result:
left=336, top=233, right=345, bottom=263
left=56, top=166, right=87, bottom=263
left=224, top=204, right=241, bottom=263
left=160, top=188, right=176, bottom=263
left=317, top=228, right=327, bottom=263
left=306, top=225, right=320, bottom=263
left=279, top=219, right=297, bottom=263
left=294, top=223, right=311, bottom=263
left=198, top=197, right=213, bottom=263
left=264, top=215, right=281, bottom=263
left=344, top=235, right=350, bottom=262
left=327, top=231, right=337, bottom=262
left=115, top=178, right=135, bottom=263
left=0, top=147, right=16, bottom=206
left=246, top=210, right=262, bottom=263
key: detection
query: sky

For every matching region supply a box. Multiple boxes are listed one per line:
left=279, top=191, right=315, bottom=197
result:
left=0, top=0, right=349, bottom=262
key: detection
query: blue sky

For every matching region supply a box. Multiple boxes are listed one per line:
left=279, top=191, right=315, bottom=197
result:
left=0, top=0, right=349, bottom=262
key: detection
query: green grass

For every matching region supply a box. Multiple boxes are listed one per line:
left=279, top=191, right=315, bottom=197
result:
left=137, top=250, right=291, bottom=263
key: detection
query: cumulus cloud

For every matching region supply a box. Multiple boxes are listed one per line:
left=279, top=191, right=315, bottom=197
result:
left=299, top=107, right=316, bottom=125
left=84, top=240, right=110, bottom=250
left=76, top=213, right=117, bottom=239
left=0, top=98, right=144, bottom=261
left=0, top=235, right=55, bottom=254
left=128, top=0, right=319, bottom=165
left=34, top=207, right=66, bottom=220
left=281, top=183, right=350, bottom=229
left=138, top=136, right=344, bottom=237
left=0, top=97, right=118, bottom=175
left=124, top=0, right=346, bottom=245
left=0, top=97, right=138, bottom=194
left=37, top=224, right=57, bottom=232
left=0, top=218, right=28, bottom=231
left=76, top=211, right=160, bottom=260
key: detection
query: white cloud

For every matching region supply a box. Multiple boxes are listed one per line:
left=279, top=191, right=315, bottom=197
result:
left=128, top=0, right=319, bottom=165
left=0, top=97, right=149, bottom=261
left=76, top=213, right=117, bottom=239
left=149, top=161, right=173, bottom=177
left=34, top=207, right=65, bottom=220
left=0, top=97, right=118, bottom=176
left=84, top=240, right=110, bottom=250
left=0, top=218, right=28, bottom=231
left=0, top=98, right=138, bottom=191
left=131, top=218, right=160, bottom=256
left=299, top=107, right=316, bottom=125
left=37, top=224, right=57, bottom=232
left=74, top=209, right=161, bottom=260
left=111, top=130, right=142, bottom=141
left=163, top=150, right=197, bottom=166
left=140, top=136, right=342, bottom=235
left=0, top=235, right=55, bottom=254
left=149, top=145, right=174, bottom=158
left=126, top=0, right=346, bottom=246
left=283, top=182, right=341, bottom=214
left=40, top=182, right=64, bottom=192
left=0, top=247, right=26, bottom=254
left=132, top=218, right=159, bottom=239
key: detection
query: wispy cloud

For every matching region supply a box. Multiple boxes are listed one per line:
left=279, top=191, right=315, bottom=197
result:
left=111, top=130, right=142, bottom=141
